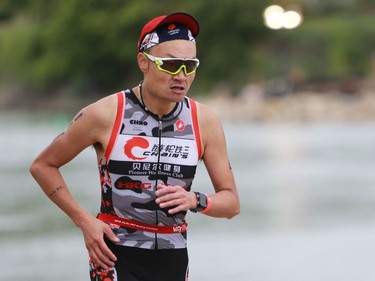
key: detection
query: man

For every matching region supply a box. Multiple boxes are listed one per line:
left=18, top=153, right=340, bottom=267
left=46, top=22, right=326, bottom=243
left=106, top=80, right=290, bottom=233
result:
left=30, top=12, right=240, bottom=281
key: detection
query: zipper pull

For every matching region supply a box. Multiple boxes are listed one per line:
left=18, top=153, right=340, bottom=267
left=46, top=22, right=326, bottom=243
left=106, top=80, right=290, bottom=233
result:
left=158, top=119, right=162, bottom=130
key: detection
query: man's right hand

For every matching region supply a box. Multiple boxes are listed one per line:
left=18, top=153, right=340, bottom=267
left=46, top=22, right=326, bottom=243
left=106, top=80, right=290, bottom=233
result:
left=80, top=216, right=120, bottom=269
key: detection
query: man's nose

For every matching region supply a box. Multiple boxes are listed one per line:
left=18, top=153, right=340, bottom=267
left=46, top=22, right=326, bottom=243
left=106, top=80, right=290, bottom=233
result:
left=173, top=66, right=188, bottom=80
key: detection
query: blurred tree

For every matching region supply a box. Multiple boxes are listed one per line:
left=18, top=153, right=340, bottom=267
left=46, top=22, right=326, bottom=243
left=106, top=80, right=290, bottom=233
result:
left=301, top=0, right=357, bottom=14
left=0, top=0, right=28, bottom=21
left=256, top=13, right=375, bottom=89
left=357, top=0, right=375, bottom=12
left=0, top=0, right=268, bottom=98
left=1, top=0, right=151, bottom=96
left=1, top=0, right=374, bottom=101
left=188, top=0, right=269, bottom=93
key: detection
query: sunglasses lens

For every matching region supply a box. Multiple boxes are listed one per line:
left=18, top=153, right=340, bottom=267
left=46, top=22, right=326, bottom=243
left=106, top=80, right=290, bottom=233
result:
left=161, top=60, right=198, bottom=74
left=161, top=60, right=183, bottom=73
left=184, top=60, right=198, bottom=73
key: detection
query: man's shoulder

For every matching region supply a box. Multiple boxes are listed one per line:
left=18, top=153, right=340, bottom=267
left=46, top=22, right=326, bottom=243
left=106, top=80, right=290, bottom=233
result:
left=80, top=92, right=121, bottom=125
left=92, top=92, right=121, bottom=108
left=191, top=99, right=217, bottom=119
left=194, top=99, right=223, bottom=131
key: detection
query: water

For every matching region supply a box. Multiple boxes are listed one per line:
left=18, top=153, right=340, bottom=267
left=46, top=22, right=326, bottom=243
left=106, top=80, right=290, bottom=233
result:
left=1, top=112, right=375, bottom=281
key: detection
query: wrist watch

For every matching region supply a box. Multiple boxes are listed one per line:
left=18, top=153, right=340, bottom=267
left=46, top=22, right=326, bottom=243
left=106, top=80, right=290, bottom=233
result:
left=190, top=192, right=208, bottom=213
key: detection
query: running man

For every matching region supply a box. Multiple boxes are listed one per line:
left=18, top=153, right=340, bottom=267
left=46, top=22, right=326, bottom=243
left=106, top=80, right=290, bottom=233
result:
left=30, top=12, right=240, bottom=281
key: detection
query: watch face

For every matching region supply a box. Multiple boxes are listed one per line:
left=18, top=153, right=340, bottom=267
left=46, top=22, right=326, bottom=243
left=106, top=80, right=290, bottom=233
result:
left=190, top=192, right=208, bottom=213
left=198, top=193, right=207, bottom=209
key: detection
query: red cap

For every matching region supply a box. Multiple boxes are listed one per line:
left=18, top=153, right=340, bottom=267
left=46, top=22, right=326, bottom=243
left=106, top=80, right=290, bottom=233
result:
left=138, top=12, right=199, bottom=52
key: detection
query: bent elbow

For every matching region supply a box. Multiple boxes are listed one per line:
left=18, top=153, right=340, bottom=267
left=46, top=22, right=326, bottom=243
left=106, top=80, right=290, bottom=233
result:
left=29, top=158, right=44, bottom=180
left=29, top=160, right=38, bottom=178
left=226, top=205, right=240, bottom=219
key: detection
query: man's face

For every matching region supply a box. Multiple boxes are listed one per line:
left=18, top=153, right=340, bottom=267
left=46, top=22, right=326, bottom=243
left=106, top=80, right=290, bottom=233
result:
left=142, top=39, right=197, bottom=103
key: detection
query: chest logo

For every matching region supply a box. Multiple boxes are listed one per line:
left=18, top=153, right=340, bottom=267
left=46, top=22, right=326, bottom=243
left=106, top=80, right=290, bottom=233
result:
left=176, top=119, right=185, bottom=131
left=130, top=111, right=148, bottom=128
left=124, top=137, right=149, bottom=160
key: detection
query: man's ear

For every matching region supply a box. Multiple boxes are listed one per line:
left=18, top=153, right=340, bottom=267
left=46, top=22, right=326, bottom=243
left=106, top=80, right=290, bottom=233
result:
left=137, top=53, right=149, bottom=73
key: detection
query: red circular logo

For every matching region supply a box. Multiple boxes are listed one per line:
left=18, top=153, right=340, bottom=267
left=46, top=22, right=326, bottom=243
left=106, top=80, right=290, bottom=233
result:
left=176, top=120, right=185, bottom=131
left=123, top=137, right=149, bottom=160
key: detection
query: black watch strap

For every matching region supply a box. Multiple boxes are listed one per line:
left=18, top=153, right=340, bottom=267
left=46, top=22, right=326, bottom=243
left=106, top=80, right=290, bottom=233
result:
left=190, top=192, right=208, bottom=213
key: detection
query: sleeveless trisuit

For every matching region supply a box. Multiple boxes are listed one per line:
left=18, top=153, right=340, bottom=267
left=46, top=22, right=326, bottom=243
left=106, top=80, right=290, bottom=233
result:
left=90, top=89, right=202, bottom=281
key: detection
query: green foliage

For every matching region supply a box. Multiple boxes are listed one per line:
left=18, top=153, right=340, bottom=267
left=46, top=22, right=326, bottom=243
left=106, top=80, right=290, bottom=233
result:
left=258, top=14, right=375, bottom=84
left=0, top=0, right=374, bottom=99
left=0, top=0, right=28, bottom=21
left=0, top=0, right=268, bottom=97
left=188, top=0, right=269, bottom=91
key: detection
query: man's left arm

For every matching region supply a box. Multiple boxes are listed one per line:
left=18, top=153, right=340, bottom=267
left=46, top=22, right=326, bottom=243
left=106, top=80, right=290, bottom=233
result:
left=197, top=103, right=240, bottom=219
left=155, top=103, right=240, bottom=218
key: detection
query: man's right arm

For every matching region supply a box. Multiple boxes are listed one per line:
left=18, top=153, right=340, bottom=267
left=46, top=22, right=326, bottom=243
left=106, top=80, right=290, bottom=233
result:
left=29, top=94, right=120, bottom=269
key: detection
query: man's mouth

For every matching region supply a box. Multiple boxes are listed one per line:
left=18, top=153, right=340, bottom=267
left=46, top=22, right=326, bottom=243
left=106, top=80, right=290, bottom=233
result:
left=170, top=85, right=185, bottom=92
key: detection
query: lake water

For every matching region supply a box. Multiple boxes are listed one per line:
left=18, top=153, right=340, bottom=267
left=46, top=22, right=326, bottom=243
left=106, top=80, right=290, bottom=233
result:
left=1, top=112, right=375, bottom=281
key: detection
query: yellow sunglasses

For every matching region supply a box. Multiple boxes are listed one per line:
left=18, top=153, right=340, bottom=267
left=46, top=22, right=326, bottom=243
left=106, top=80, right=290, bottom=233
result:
left=143, top=52, right=200, bottom=76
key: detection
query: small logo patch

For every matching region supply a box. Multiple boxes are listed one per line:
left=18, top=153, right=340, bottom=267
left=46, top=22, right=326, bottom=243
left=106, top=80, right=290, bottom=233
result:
left=176, top=120, right=185, bottom=131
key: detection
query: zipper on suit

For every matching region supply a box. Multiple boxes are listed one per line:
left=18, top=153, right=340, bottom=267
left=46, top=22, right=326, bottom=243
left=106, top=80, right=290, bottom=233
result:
left=154, top=118, right=163, bottom=249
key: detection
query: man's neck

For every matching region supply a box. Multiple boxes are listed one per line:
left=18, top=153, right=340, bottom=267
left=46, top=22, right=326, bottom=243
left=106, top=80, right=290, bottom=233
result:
left=136, top=83, right=177, bottom=118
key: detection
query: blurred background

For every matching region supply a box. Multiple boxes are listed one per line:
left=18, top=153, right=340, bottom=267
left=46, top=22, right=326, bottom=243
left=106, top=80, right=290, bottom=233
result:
left=1, top=1, right=375, bottom=280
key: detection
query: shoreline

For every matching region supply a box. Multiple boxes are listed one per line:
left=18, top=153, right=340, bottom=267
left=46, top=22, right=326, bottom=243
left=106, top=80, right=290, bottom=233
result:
left=202, top=91, right=375, bottom=123
left=2, top=88, right=375, bottom=123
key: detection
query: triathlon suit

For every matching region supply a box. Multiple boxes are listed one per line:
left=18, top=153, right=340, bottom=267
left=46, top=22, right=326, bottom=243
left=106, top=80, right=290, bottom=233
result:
left=90, top=89, right=202, bottom=281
